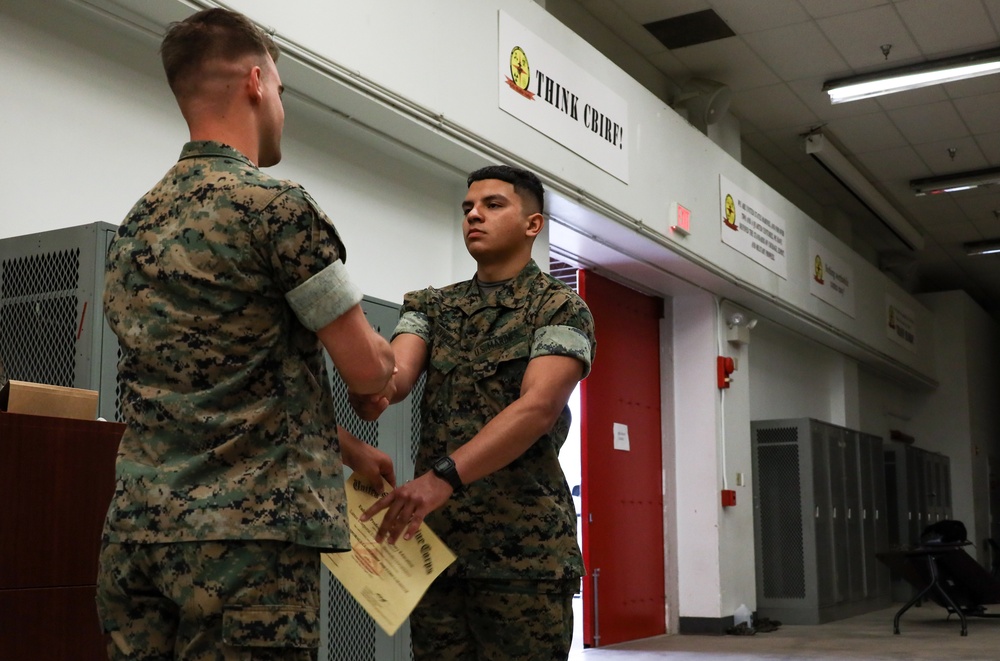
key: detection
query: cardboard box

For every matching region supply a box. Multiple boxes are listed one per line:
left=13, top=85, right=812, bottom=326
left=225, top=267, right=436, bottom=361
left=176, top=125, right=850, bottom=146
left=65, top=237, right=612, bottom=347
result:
left=0, top=380, right=99, bottom=421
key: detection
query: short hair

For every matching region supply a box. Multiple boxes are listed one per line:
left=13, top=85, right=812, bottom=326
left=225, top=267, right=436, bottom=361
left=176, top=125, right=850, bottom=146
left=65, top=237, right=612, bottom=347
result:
left=160, top=8, right=279, bottom=96
left=467, top=165, right=545, bottom=216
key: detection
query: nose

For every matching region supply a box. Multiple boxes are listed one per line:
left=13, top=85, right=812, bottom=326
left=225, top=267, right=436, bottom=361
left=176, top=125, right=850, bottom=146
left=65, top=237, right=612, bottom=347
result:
left=465, top=204, right=484, bottom=223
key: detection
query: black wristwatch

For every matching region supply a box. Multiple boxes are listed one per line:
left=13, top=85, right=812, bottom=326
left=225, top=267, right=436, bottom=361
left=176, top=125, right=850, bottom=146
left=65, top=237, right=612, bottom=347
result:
left=431, top=456, right=463, bottom=493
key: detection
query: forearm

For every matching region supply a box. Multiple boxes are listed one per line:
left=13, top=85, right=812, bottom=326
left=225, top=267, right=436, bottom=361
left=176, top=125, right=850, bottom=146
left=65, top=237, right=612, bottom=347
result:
left=387, top=334, right=427, bottom=404
left=448, top=396, right=560, bottom=485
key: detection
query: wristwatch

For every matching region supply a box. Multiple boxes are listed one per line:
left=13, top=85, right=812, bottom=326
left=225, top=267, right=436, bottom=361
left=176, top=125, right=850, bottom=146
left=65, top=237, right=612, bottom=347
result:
left=431, top=456, right=463, bottom=493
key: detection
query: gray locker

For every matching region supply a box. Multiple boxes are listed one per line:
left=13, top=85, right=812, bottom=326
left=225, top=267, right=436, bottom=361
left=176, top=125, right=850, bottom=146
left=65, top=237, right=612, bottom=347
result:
left=883, top=441, right=952, bottom=602
left=752, top=418, right=891, bottom=624
left=0, top=222, right=120, bottom=420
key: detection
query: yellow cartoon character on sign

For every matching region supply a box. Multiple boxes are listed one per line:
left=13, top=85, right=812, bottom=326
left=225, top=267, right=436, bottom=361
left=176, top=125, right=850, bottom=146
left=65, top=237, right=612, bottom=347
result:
left=723, top=193, right=737, bottom=231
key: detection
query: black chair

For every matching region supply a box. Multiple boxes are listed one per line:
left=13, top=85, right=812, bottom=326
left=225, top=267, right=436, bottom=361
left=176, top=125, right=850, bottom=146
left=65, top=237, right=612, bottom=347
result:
left=877, top=522, right=1000, bottom=636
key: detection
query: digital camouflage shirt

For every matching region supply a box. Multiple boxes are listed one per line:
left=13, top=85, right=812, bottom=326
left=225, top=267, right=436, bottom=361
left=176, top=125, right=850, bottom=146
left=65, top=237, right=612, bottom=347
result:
left=394, top=259, right=595, bottom=580
left=103, top=141, right=362, bottom=550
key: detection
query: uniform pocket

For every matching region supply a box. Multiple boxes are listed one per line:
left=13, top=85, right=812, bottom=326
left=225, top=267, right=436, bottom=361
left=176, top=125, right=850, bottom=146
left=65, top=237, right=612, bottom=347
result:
left=222, top=605, right=319, bottom=648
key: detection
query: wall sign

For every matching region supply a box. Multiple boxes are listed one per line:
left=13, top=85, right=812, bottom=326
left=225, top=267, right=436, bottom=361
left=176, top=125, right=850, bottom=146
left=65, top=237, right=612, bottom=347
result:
left=809, top=238, right=855, bottom=317
left=719, top=175, right=787, bottom=278
left=498, top=11, right=629, bottom=182
left=886, top=294, right=917, bottom=352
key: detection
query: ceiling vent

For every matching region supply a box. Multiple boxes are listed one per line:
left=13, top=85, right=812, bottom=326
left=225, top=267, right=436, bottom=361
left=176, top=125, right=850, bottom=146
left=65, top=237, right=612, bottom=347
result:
left=644, top=9, right=735, bottom=50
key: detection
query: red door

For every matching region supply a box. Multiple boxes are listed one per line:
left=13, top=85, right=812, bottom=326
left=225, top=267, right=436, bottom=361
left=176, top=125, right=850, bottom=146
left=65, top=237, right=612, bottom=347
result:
left=579, top=270, right=665, bottom=647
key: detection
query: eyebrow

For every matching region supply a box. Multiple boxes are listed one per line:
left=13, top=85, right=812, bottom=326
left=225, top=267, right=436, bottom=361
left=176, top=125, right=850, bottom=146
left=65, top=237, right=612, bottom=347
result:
left=462, top=193, right=509, bottom=211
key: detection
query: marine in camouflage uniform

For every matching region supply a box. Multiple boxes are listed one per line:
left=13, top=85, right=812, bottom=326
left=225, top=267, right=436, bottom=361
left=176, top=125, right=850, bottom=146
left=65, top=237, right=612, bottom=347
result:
left=398, top=260, right=594, bottom=659
left=97, top=139, right=362, bottom=659
left=352, top=165, right=596, bottom=660
left=95, top=10, right=394, bottom=659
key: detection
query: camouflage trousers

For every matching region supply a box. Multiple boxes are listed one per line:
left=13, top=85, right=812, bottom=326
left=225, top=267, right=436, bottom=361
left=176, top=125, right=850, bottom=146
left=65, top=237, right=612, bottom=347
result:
left=410, top=577, right=577, bottom=661
left=96, top=540, right=322, bottom=660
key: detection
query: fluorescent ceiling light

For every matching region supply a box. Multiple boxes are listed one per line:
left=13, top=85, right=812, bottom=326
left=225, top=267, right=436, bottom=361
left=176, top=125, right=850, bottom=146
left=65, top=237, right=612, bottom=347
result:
left=965, top=239, right=1000, bottom=256
left=910, top=166, right=1000, bottom=196
left=824, top=48, right=1000, bottom=104
left=805, top=132, right=924, bottom=251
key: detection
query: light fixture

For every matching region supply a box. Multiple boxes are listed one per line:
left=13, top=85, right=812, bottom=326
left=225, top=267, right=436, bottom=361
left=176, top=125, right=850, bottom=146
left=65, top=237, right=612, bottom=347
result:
left=910, top=166, right=1000, bottom=196
left=805, top=132, right=925, bottom=251
left=964, top=239, right=1000, bottom=256
left=824, top=47, right=1000, bottom=104
left=726, top=311, right=758, bottom=346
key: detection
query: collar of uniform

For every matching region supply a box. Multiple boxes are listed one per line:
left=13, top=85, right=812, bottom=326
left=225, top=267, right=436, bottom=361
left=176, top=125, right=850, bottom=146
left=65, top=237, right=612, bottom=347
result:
left=177, top=141, right=256, bottom=169
left=452, top=259, right=540, bottom=315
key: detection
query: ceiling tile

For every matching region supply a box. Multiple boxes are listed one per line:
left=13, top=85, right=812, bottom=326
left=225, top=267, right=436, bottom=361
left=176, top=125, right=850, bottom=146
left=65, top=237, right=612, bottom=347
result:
left=922, top=220, right=982, bottom=243
left=886, top=100, right=969, bottom=144
left=744, top=22, right=849, bottom=80
left=669, top=37, right=780, bottom=89
left=729, top=83, right=819, bottom=130
left=975, top=131, right=1000, bottom=163
left=855, top=145, right=930, bottom=183
left=943, top=72, right=1000, bottom=99
left=898, top=192, right=965, bottom=227
left=953, top=91, right=1000, bottom=135
left=708, top=0, right=810, bottom=33
left=787, top=77, right=881, bottom=120
left=825, top=112, right=908, bottom=153
left=604, top=0, right=707, bottom=25
left=577, top=1, right=676, bottom=57
left=912, top=136, right=988, bottom=174
left=817, top=5, right=918, bottom=71
left=798, top=0, right=893, bottom=20
left=895, top=0, right=998, bottom=54
left=874, top=85, right=949, bottom=111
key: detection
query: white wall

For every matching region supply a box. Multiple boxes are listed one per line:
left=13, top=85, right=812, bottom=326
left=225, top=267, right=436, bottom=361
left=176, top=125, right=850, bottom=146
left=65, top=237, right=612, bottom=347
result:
left=0, top=0, right=465, bottom=303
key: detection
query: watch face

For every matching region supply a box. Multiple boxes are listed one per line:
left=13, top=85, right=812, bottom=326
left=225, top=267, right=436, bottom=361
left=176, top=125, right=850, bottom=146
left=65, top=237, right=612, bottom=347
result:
left=509, top=46, right=530, bottom=91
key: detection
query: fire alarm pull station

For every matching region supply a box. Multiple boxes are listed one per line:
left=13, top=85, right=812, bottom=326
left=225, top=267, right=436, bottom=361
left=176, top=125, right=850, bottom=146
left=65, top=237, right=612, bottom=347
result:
left=717, top=356, right=736, bottom=389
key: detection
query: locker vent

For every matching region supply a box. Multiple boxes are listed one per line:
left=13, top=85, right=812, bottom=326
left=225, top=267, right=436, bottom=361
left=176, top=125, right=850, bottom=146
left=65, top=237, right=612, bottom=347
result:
left=322, top=363, right=378, bottom=659
left=0, top=249, right=81, bottom=387
left=756, top=425, right=797, bottom=445
left=410, top=374, right=426, bottom=465
left=757, top=438, right=806, bottom=598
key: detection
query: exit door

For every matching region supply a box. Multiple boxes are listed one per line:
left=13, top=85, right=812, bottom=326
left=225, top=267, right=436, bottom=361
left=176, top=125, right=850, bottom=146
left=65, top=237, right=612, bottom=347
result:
left=579, top=270, right=665, bottom=647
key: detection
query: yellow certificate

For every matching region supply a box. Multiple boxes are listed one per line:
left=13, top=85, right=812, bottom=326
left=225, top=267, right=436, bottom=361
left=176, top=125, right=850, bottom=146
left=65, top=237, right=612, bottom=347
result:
left=321, top=473, right=456, bottom=635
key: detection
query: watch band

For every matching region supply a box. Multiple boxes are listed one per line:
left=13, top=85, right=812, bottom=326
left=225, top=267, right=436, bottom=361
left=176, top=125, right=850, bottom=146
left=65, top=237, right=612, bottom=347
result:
left=431, top=456, right=463, bottom=493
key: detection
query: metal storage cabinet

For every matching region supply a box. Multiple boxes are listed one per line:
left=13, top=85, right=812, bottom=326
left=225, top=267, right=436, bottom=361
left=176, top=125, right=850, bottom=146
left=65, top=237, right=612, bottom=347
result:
left=0, top=222, right=120, bottom=420
left=752, top=418, right=890, bottom=624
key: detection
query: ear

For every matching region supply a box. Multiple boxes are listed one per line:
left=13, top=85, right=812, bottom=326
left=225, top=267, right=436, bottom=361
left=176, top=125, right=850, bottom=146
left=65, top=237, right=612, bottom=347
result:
left=247, top=65, right=264, bottom=104
left=525, top=212, right=544, bottom=239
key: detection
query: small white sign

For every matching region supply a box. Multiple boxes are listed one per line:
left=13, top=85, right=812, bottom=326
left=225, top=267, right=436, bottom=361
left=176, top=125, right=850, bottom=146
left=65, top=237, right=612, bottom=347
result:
left=719, top=175, right=787, bottom=278
left=808, top=238, right=856, bottom=317
left=886, top=295, right=917, bottom=352
left=613, top=422, right=630, bottom=452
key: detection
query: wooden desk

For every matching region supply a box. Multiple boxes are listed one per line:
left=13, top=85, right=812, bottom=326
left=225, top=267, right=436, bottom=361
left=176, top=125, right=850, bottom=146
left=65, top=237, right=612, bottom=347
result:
left=0, top=411, right=124, bottom=661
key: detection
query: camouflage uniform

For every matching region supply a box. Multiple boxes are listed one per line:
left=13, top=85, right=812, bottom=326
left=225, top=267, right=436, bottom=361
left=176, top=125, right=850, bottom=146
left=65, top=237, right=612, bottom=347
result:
left=97, top=141, right=361, bottom=659
left=394, top=259, right=595, bottom=660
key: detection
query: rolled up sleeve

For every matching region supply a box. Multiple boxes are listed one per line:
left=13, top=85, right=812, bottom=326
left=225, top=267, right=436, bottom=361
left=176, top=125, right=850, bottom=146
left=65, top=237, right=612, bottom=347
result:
left=284, top=260, right=363, bottom=331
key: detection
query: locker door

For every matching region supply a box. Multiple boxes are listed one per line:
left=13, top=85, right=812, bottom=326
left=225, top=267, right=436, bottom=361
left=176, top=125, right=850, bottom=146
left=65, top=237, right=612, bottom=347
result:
left=811, top=423, right=836, bottom=607
left=843, top=431, right=864, bottom=602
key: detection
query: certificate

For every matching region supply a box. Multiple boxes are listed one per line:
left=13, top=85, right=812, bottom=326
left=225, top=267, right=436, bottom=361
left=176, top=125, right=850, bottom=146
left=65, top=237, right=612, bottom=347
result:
left=321, top=474, right=457, bottom=635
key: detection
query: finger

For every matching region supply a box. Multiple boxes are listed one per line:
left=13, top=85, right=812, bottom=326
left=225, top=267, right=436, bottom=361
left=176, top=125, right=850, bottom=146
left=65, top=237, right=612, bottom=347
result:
left=401, top=516, right=424, bottom=542
left=381, top=459, right=397, bottom=488
left=360, top=493, right=393, bottom=522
